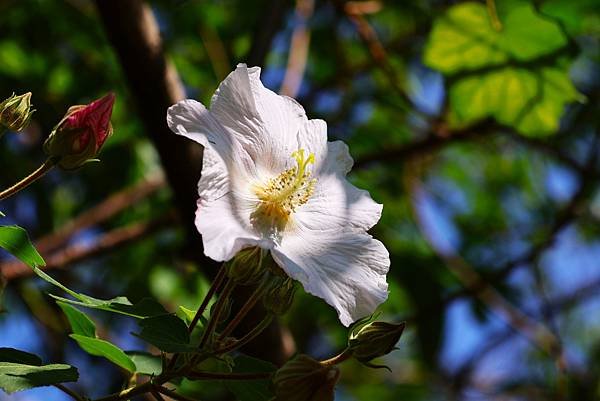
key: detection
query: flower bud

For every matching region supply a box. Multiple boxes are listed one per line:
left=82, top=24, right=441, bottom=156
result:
left=273, top=354, right=339, bottom=401
left=263, top=275, right=296, bottom=315
left=0, top=92, right=34, bottom=133
left=43, top=92, right=115, bottom=170
left=348, top=321, right=405, bottom=365
left=226, top=247, right=267, bottom=285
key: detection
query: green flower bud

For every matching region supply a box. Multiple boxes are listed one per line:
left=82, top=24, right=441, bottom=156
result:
left=226, top=247, right=269, bottom=285
left=273, top=354, right=339, bottom=401
left=43, top=93, right=115, bottom=170
left=348, top=321, right=405, bottom=366
left=263, top=275, right=296, bottom=315
left=0, top=92, right=34, bottom=133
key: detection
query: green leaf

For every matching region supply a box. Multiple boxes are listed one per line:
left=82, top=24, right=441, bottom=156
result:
left=29, top=265, right=167, bottom=318
left=58, top=302, right=96, bottom=337
left=69, top=334, right=136, bottom=373
left=126, top=352, right=163, bottom=376
left=423, top=2, right=581, bottom=136
left=224, top=355, right=276, bottom=401
left=178, top=305, right=197, bottom=325
left=424, top=2, right=567, bottom=74
left=0, top=348, right=42, bottom=366
left=448, top=66, right=580, bottom=135
left=0, top=225, right=45, bottom=268
left=134, top=314, right=192, bottom=353
left=0, top=363, right=78, bottom=394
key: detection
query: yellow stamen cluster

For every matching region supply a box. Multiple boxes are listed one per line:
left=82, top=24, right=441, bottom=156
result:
left=252, top=149, right=317, bottom=232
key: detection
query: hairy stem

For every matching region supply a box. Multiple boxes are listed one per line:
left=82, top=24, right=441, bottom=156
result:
left=217, top=278, right=270, bottom=340
left=215, top=314, right=274, bottom=355
left=0, top=158, right=56, bottom=201
left=320, top=349, right=353, bottom=367
left=198, top=278, right=237, bottom=349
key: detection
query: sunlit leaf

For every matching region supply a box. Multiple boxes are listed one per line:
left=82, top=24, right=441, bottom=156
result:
left=0, top=226, right=45, bottom=269
left=69, top=335, right=136, bottom=373
left=57, top=302, right=96, bottom=338
left=0, top=363, right=78, bottom=394
left=127, top=352, right=163, bottom=376
left=424, top=2, right=581, bottom=135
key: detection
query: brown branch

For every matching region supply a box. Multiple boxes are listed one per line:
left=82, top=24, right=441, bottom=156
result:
left=94, top=0, right=294, bottom=367
left=334, top=0, right=414, bottom=109
left=35, top=174, right=166, bottom=254
left=245, top=0, right=290, bottom=67
left=280, top=0, right=315, bottom=98
left=2, top=213, right=176, bottom=281
left=404, top=167, right=563, bottom=361
left=354, top=119, right=496, bottom=170
left=94, top=0, right=202, bottom=246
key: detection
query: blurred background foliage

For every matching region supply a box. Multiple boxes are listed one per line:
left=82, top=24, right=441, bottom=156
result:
left=1, top=0, right=600, bottom=400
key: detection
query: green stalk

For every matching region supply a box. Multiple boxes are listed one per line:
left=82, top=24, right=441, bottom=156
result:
left=0, top=157, right=57, bottom=201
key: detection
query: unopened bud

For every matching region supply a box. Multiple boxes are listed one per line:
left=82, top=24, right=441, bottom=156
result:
left=43, top=92, right=115, bottom=170
left=0, top=92, right=34, bottom=133
left=226, top=247, right=269, bottom=285
left=348, top=321, right=405, bottom=366
left=273, top=354, right=339, bottom=401
left=263, top=275, right=296, bottom=315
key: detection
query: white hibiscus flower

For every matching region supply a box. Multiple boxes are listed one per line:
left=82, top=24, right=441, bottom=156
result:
left=167, top=64, right=389, bottom=326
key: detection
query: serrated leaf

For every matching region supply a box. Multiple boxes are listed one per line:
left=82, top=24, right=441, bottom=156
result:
left=224, top=355, right=276, bottom=401
left=69, top=334, right=136, bottom=373
left=0, top=348, right=42, bottom=366
left=0, top=362, right=78, bottom=394
left=126, top=352, right=163, bottom=376
left=134, top=314, right=192, bottom=353
left=0, top=225, right=45, bottom=268
left=423, top=2, right=580, bottom=136
left=448, top=66, right=580, bottom=135
left=58, top=302, right=96, bottom=337
left=424, top=2, right=567, bottom=74
left=29, top=265, right=167, bottom=319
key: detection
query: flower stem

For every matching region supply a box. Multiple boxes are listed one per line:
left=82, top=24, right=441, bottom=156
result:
left=215, top=314, right=274, bottom=355
left=189, top=262, right=227, bottom=333
left=217, top=278, right=270, bottom=340
left=198, top=278, right=236, bottom=349
left=320, top=348, right=353, bottom=367
left=167, top=263, right=227, bottom=370
left=0, top=157, right=56, bottom=201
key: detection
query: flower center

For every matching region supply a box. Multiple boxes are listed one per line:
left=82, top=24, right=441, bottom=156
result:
left=252, top=149, right=317, bottom=233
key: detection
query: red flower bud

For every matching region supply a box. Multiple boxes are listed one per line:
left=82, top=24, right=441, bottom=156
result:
left=44, top=93, right=115, bottom=170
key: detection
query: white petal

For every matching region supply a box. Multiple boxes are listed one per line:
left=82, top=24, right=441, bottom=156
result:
left=210, top=64, right=308, bottom=173
left=196, top=149, right=261, bottom=261
left=272, top=229, right=390, bottom=326
left=294, top=174, right=383, bottom=232
left=296, top=119, right=354, bottom=176
left=167, top=98, right=258, bottom=183
left=167, top=99, right=230, bottom=150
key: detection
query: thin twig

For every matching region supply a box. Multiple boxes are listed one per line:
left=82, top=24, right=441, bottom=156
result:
left=217, top=278, right=269, bottom=340
left=214, top=314, right=273, bottom=355
left=54, top=384, right=86, bottom=401
left=0, top=158, right=56, bottom=201
left=154, top=386, right=199, bottom=401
